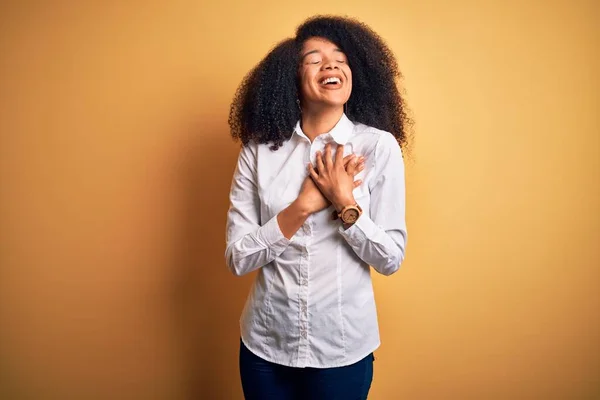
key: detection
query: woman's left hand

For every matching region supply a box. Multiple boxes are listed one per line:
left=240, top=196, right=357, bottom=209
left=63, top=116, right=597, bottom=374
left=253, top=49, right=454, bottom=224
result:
left=308, top=143, right=362, bottom=212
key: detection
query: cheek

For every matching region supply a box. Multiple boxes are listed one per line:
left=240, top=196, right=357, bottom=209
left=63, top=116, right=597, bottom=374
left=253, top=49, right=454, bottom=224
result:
left=299, top=70, right=314, bottom=88
left=297, top=72, right=310, bottom=97
left=346, top=74, right=353, bottom=95
left=343, top=73, right=352, bottom=91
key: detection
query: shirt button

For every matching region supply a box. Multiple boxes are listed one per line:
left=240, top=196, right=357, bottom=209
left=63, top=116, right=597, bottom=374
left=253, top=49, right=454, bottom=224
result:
left=300, top=279, right=308, bottom=286
left=301, top=330, right=307, bottom=339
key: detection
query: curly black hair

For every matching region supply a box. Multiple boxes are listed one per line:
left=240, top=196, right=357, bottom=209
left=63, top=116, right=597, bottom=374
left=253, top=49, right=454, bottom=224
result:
left=228, top=15, right=412, bottom=151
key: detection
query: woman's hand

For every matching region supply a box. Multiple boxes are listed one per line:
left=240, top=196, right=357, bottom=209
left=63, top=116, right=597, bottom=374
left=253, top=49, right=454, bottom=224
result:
left=308, top=144, right=365, bottom=212
left=279, top=152, right=364, bottom=239
left=298, top=151, right=365, bottom=215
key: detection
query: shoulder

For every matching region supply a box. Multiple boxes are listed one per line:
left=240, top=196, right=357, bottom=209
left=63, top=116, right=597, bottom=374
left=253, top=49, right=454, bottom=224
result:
left=239, top=139, right=274, bottom=158
left=238, top=138, right=295, bottom=169
left=235, top=140, right=260, bottom=172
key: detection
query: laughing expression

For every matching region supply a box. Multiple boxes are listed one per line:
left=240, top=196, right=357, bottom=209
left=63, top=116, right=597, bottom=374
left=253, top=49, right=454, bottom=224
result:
left=298, top=37, right=352, bottom=111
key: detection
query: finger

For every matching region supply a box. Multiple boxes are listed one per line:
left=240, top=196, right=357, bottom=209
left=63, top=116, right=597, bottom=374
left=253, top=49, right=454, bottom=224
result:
left=308, top=163, right=319, bottom=181
left=323, top=144, right=333, bottom=170
left=315, top=151, right=325, bottom=173
left=347, top=155, right=364, bottom=168
left=343, top=154, right=356, bottom=167
left=335, top=144, right=344, bottom=167
left=353, top=161, right=365, bottom=176
left=352, top=156, right=366, bottom=175
left=346, top=155, right=359, bottom=175
left=353, top=179, right=363, bottom=188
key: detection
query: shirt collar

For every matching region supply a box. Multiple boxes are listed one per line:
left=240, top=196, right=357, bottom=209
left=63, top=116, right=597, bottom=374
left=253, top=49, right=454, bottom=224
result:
left=293, top=113, right=354, bottom=145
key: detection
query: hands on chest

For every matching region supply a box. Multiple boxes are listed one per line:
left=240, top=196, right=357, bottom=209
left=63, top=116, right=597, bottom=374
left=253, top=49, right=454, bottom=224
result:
left=300, top=143, right=365, bottom=214
left=277, top=143, right=365, bottom=239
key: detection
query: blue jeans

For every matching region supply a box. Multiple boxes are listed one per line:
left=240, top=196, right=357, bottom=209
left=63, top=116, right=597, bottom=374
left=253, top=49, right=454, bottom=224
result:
left=239, top=339, right=374, bottom=400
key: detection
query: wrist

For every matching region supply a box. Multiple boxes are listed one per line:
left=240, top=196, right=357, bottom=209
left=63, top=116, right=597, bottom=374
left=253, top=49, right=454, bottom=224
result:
left=333, top=194, right=356, bottom=213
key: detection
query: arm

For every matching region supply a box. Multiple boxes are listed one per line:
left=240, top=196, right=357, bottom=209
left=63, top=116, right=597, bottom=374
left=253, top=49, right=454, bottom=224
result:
left=225, top=144, right=293, bottom=276
left=338, top=133, right=407, bottom=276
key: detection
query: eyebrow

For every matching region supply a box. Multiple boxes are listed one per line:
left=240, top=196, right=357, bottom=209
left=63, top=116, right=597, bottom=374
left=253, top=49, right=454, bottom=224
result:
left=301, top=48, right=344, bottom=61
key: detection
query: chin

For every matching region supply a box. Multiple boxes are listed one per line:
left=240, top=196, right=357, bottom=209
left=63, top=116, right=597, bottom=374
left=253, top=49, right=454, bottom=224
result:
left=304, top=95, right=349, bottom=111
left=320, top=97, right=349, bottom=108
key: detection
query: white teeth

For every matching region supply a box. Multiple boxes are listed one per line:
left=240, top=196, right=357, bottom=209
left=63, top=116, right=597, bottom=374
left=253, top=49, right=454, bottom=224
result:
left=321, top=77, right=341, bottom=85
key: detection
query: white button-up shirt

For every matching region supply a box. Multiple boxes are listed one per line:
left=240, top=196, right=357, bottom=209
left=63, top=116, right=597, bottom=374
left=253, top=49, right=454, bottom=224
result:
left=225, top=114, right=407, bottom=368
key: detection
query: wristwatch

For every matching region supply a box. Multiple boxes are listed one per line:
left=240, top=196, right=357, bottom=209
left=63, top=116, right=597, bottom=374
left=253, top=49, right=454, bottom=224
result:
left=337, top=204, right=363, bottom=224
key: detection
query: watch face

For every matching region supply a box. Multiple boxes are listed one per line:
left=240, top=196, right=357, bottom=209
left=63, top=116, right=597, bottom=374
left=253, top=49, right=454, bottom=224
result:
left=342, top=208, right=360, bottom=223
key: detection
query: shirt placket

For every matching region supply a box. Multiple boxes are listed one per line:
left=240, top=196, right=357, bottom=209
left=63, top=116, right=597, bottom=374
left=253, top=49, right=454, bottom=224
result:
left=296, top=140, right=319, bottom=368
left=297, top=219, right=311, bottom=367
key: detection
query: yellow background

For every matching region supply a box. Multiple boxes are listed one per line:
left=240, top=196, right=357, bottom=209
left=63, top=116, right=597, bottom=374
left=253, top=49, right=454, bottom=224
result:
left=1, top=0, right=598, bottom=399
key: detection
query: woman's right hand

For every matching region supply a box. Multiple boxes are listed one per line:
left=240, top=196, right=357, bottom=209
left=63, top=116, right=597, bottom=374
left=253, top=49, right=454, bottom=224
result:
left=297, top=154, right=365, bottom=214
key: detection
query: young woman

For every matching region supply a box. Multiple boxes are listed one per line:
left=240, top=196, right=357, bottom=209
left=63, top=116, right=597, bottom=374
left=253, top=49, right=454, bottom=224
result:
left=226, top=15, right=411, bottom=400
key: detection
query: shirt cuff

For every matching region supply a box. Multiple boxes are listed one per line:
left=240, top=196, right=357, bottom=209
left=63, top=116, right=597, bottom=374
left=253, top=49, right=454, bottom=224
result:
left=338, top=214, right=378, bottom=247
left=256, top=214, right=292, bottom=256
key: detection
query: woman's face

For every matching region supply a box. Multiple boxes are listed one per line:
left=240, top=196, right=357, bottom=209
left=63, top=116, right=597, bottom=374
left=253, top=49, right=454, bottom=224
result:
left=298, top=37, right=352, bottom=112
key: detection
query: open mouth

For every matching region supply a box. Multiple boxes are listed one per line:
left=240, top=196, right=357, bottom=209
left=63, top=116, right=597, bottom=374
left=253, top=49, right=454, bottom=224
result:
left=320, top=77, right=342, bottom=88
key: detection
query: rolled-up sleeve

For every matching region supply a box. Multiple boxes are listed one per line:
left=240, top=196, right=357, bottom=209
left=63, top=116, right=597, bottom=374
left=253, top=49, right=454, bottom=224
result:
left=338, top=132, right=407, bottom=276
left=225, top=143, right=291, bottom=276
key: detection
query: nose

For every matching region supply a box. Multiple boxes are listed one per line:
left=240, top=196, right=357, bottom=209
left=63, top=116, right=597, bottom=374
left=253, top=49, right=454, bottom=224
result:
left=321, top=59, right=339, bottom=70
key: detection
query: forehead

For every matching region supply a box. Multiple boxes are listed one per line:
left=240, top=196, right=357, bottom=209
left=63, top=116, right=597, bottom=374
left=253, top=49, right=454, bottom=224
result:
left=301, top=37, right=343, bottom=53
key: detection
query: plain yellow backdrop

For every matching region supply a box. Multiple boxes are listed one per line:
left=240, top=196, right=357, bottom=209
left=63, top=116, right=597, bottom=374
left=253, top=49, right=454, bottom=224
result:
left=1, top=0, right=598, bottom=399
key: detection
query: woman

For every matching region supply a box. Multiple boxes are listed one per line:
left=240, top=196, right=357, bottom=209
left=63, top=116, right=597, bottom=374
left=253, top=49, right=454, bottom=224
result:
left=226, top=15, right=411, bottom=400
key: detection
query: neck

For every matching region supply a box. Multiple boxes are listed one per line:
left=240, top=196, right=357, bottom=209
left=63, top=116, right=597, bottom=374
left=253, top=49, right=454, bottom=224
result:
left=300, top=106, right=344, bottom=142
